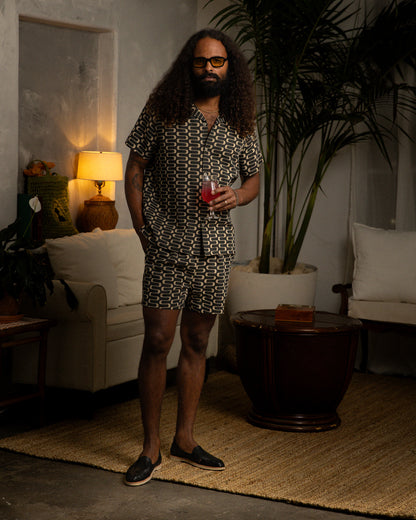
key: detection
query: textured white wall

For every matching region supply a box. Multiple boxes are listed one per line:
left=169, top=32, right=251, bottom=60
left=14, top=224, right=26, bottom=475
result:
left=19, top=21, right=102, bottom=183
left=0, top=1, right=19, bottom=224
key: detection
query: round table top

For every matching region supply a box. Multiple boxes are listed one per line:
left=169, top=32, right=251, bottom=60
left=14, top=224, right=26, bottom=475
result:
left=231, top=310, right=362, bottom=334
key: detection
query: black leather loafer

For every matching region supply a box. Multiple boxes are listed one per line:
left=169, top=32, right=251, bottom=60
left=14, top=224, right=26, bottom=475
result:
left=124, top=452, right=162, bottom=486
left=170, top=440, right=225, bottom=471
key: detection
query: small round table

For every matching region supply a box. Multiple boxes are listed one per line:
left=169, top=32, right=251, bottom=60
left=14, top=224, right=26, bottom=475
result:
left=231, top=310, right=361, bottom=432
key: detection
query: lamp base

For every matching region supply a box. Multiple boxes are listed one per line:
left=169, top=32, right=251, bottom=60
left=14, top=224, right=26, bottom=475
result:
left=77, top=195, right=119, bottom=232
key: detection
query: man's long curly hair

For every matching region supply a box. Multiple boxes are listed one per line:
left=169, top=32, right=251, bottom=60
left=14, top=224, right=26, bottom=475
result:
left=147, top=29, right=256, bottom=137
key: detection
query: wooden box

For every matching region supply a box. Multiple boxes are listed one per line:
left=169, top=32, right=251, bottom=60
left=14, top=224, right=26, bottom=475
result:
left=275, top=304, right=315, bottom=323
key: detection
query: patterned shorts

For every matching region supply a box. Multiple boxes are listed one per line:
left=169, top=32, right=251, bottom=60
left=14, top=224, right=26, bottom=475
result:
left=142, top=244, right=233, bottom=314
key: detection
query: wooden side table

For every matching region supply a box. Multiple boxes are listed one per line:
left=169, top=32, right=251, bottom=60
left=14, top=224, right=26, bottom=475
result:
left=231, top=310, right=361, bottom=432
left=0, top=317, right=56, bottom=423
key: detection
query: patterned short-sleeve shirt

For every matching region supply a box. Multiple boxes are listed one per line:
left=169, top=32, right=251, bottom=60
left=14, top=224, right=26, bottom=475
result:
left=125, top=104, right=262, bottom=257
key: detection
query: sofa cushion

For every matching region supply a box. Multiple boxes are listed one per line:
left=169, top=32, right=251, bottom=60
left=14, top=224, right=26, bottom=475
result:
left=352, top=223, right=416, bottom=304
left=99, top=229, right=144, bottom=306
left=106, top=303, right=144, bottom=341
left=348, top=298, right=416, bottom=325
left=46, top=230, right=119, bottom=309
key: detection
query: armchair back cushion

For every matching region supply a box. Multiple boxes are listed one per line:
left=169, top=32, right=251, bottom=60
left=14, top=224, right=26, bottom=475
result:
left=352, top=223, right=416, bottom=303
left=97, top=228, right=144, bottom=306
left=46, top=229, right=119, bottom=308
left=46, top=228, right=144, bottom=309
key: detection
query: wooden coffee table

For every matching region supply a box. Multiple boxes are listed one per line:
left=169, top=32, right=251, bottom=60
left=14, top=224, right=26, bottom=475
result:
left=231, top=310, right=361, bottom=432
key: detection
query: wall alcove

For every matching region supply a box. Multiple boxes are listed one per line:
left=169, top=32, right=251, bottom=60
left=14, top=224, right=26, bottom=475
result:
left=19, top=17, right=116, bottom=217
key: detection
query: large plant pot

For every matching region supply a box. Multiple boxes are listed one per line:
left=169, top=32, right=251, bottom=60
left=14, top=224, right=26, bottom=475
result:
left=226, top=262, right=318, bottom=318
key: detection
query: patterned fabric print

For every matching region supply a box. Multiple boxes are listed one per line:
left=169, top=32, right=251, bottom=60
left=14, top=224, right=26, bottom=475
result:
left=143, top=244, right=233, bottom=314
left=126, top=104, right=262, bottom=257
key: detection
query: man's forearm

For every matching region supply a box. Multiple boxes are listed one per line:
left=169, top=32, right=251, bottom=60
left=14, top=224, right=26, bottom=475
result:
left=125, top=150, right=147, bottom=232
left=235, top=172, right=260, bottom=206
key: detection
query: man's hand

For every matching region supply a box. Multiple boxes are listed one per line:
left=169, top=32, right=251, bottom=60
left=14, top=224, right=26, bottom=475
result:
left=209, top=172, right=259, bottom=212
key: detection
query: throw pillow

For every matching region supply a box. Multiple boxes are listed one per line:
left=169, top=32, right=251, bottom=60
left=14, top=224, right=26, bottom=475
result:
left=352, top=223, right=416, bottom=303
left=46, top=229, right=119, bottom=309
left=99, top=228, right=144, bottom=306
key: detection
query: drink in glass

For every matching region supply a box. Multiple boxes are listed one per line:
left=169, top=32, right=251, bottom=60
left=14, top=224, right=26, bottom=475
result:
left=201, top=176, right=219, bottom=218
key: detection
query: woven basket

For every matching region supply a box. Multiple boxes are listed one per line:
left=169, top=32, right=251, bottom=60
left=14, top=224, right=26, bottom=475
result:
left=27, top=175, right=78, bottom=239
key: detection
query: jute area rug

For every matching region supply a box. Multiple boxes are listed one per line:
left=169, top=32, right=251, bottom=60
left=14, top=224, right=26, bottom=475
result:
left=1, top=371, right=415, bottom=518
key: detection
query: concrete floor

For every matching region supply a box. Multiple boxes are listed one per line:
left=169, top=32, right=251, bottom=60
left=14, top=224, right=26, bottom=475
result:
left=0, top=382, right=375, bottom=520
left=1, top=450, right=374, bottom=520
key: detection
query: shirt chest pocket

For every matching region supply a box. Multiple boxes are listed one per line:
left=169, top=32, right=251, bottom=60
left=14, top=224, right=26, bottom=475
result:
left=209, top=141, right=242, bottom=183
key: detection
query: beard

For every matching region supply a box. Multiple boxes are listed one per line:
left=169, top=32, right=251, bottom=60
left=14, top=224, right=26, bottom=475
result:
left=192, top=71, right=229, bottom=98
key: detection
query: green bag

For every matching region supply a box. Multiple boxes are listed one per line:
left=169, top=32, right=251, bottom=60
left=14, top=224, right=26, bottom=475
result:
left=26, top=175, right=78, bottom=239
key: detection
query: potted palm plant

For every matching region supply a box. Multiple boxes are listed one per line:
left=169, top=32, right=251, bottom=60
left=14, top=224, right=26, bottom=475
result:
left=208, top=0, right=416, bottom=281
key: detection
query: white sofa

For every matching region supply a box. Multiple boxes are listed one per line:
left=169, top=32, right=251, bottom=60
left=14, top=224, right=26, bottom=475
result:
left=19, top=228, right=218, bottom=394
left=333, top=223, right=416, bottom=371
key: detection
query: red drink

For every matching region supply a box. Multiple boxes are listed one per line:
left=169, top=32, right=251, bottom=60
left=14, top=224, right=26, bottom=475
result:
left=201, top=179, right=219, bottom=203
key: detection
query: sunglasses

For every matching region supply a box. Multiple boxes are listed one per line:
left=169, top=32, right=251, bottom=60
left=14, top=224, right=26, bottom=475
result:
left=193, top=56, right=228, bottom=68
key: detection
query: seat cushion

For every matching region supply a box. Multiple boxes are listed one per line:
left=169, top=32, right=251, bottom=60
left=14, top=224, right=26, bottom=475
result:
left=348, top=298, right=416, bottom=326
left=106, top=304, right=144, bottom=341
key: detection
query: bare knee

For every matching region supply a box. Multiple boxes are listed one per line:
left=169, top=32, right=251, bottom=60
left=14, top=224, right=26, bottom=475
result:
left=142, top=307, right=180, bottom=359
left=181, top=328, right=210, bottom=357
left=143, top=327, right=175, bottom=358
left=180, top=310, right=216, bottom=358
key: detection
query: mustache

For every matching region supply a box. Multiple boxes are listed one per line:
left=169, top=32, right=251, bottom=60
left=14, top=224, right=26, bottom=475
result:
left=199, top=72, right=220, bottom=81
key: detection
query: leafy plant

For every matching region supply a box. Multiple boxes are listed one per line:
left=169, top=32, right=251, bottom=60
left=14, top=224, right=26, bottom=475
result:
left=0, top=219, right=54, bottom=307
left=0, top=196, right=77, bottom=310
left=207, top=0, right=416, bottom=273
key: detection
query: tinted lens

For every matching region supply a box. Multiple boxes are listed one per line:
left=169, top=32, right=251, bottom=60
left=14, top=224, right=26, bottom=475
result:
left=210, top=57, right=226, bottom=67
left=193, top=57, right=207, bottom=68
left=193, top=57, right=227, bottom=68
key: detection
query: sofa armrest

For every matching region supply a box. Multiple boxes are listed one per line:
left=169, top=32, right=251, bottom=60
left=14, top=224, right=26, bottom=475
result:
left=20, top=280, right=109, bottom=393
left=24, top=280, right=107, bottom=323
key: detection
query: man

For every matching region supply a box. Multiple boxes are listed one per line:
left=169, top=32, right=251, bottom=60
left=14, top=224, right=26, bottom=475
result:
left=124, top=28, right=262, bottom=486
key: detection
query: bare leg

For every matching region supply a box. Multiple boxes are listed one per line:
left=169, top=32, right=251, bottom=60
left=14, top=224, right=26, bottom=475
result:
left=174, top=309, right=217, bottom=452
left=139, top=306, right=180, bottom=463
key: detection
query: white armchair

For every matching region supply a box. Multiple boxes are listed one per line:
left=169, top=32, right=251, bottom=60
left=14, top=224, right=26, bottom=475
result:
left=333, top=223, right=416, bottom=372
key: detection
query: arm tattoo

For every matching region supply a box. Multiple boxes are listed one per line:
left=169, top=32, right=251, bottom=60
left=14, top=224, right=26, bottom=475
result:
left=132, top=173, right=143, bottom=192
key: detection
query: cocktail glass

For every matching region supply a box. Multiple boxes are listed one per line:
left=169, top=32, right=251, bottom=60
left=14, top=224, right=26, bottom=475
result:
left=201, top=175, right=219, bottom=219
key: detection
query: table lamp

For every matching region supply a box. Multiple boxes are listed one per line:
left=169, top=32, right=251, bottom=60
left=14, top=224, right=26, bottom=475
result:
left=77, top=151, right=123, bottom=232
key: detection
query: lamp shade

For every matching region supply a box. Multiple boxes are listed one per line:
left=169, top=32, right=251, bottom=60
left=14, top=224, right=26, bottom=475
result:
left=77, top=151, right=123, bottom=181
